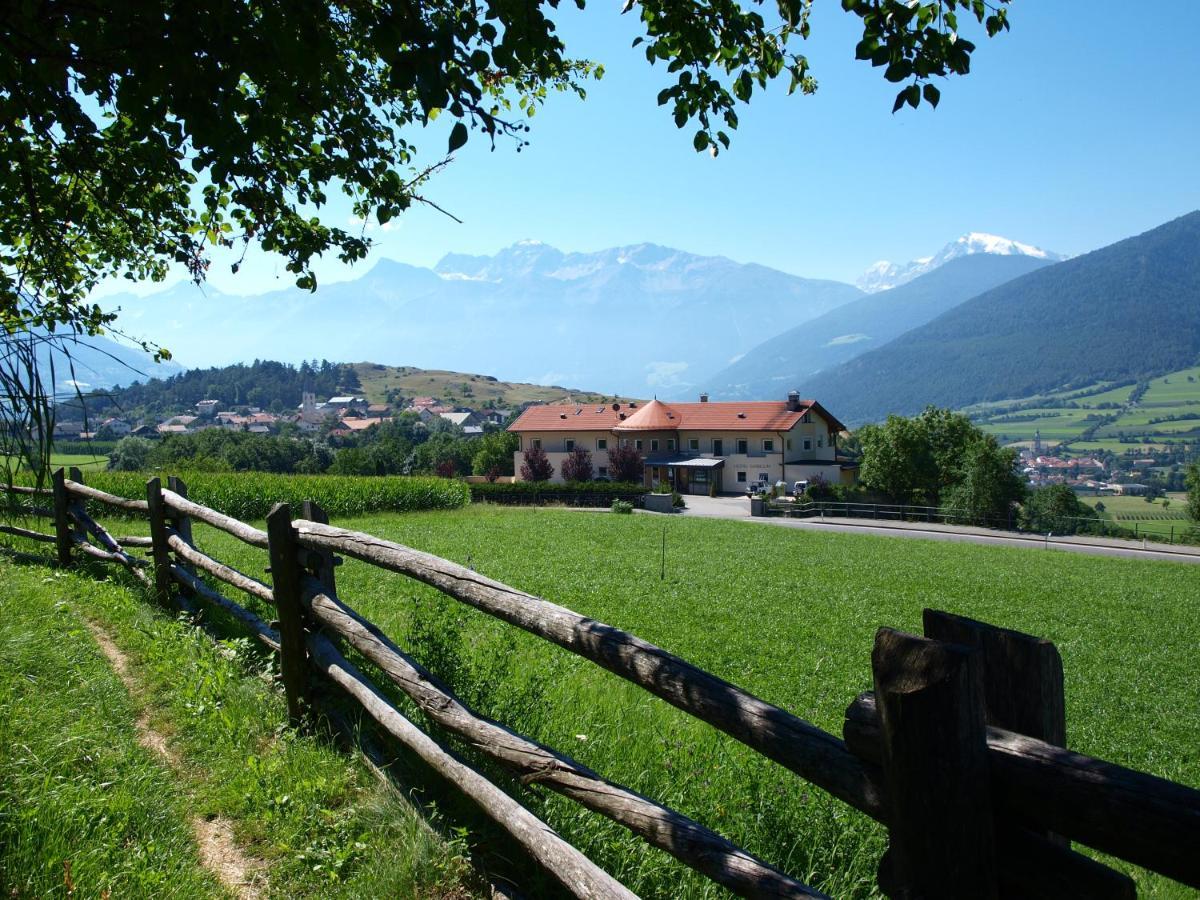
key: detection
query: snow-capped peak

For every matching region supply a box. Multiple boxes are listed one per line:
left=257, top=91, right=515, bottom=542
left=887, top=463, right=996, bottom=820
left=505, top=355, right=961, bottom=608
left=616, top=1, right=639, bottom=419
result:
left=856, top=233, right=1065, bottom=293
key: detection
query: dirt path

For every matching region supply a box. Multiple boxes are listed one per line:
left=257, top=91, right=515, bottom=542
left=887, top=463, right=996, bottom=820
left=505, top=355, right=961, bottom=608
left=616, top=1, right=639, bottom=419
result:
left=85, top=620, right=267, bottom=899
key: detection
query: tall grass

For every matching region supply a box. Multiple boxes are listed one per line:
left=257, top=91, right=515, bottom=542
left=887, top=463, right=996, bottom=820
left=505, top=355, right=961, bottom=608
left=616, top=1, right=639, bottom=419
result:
left=77, top=470, right=470, bottom=519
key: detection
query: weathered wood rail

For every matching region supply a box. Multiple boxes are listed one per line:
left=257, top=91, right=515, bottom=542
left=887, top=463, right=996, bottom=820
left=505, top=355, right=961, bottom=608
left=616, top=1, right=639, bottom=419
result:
left=2, top=469, right=1198, bottom=899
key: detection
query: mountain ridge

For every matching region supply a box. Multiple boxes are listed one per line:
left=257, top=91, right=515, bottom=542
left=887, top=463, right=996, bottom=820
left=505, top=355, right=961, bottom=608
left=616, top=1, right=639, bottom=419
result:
left=857, top=232, right=1065, bottom=293
left=805, top=211, right=1200, bottom=425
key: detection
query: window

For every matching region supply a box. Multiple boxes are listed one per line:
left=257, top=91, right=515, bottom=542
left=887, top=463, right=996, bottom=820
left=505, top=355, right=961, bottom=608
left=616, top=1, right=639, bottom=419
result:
left=712, top=439, right=723, bottom=456
left=818, top=436, right=824, bottom=448
left=803, top=439, right=812, bottom=451
left=736, top=439, right=748, bottom=454
left=667, top=439, right=676, bottom=451
left=802, top=412, right=811, bottom=423
left=597, top=438, right=607, bottom=450
left=565, top=439, right=575, bottom=451
left=651, top=439, right=659, bottom=452
left=688, top=438, right=699, bottom=451
left=517, top=436, right=523, bottom=451
left=786, top=438, right=792, bottom=451
left=736, top=471, right=747, bottom=483
left=635, top=439, right=643, bottom=450
left=532, top=438, right=541, bottom=450
left=762, top=439, right=774, bottom=452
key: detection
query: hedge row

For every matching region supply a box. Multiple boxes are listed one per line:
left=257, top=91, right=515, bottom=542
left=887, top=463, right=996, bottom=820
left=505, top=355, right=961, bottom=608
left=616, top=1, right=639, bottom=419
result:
left=470, top=481, right=645, bottom=508
left=77, top=471, right=470, bottom=520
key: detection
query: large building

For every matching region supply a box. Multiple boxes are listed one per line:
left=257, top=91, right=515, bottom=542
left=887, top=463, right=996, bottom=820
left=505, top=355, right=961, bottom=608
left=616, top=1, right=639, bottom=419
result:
left=508, top=392, right=850, bottom=493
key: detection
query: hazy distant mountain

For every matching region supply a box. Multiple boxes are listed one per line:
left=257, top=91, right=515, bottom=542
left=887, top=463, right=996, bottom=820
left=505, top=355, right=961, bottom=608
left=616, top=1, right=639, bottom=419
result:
left=804, top=211, right=1200, bottom=425
left=703, top=253, right=1055, bottom=400
left=856, top=232, right=1066, bottom=293
left=33, top=331, right=184, bottom=398
left=101, top=241, right=862, bottom=397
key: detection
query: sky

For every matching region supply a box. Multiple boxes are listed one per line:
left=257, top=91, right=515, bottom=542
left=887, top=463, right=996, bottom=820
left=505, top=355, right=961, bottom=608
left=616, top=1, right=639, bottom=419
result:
left=101, top=1, right=1200, bottom=299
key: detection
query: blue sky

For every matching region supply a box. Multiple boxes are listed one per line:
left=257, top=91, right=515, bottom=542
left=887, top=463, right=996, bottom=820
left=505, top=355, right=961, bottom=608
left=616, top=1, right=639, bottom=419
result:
left=106, top=1, right=1200, bottom=298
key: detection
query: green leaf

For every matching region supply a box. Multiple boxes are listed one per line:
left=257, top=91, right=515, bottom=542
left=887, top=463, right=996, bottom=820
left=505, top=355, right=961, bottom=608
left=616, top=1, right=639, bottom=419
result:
left=448, top=122, right=468, bottom=154
left=692, top=130, right=710, bottom=152
left=922, top=83, right=941, bottom=108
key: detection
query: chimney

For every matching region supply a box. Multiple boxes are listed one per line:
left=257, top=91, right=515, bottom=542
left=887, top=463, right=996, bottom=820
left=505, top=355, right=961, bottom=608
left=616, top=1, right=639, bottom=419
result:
left=787, top=391, right=801, bottom=411
left=699, top=393, right=709, bottom=403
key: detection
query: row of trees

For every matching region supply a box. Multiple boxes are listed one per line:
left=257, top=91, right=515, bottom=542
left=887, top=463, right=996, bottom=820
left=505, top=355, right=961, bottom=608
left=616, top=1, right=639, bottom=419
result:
left=107, top=415, right=522, bottom=479
left=519, top=445, right=644, bottom=483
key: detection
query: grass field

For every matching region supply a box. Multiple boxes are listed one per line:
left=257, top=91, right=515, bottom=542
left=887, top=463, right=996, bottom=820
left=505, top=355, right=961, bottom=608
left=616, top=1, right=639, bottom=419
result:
left=963, top=364, right=1200, bottom=456
left=351, top=362, right=635, bottom=408
left=4, top=505, right=1197, bottom=897
left=171, top=506, right=1200, bottom=898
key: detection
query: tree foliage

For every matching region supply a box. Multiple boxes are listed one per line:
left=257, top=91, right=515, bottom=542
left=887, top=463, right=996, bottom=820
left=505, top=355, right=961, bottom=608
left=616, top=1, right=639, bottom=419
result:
left=1, top=1, right=1010, bottom=340
left=560, top=446, right=594, bottom=482
left=1186, top=462, right=1200, bottom=524
left=520, top=445, right=554, bottom=482
left=471, top=431, right=519, bottom=478
left=606, top=445, right=645, bottom=483
left=858, top=406, right=1023, bottom=522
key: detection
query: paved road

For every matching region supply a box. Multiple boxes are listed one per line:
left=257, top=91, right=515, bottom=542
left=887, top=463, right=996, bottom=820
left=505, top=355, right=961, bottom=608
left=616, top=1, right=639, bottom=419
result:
left=675, top=494, right=1200, bottom=565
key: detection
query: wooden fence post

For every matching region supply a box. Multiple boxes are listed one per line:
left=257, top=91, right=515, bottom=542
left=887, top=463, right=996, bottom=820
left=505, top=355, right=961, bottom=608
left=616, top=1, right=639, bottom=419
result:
left=266, top=502, right=310, bottom=727
left=300, top=500, right=337, bottom=592
left=922, top=609, right=1065, bottom=750
left=51, top=468, right=73, bottom=567
left=872, top=627, right=998, bottom=899
left=146, top=477, right=173, bottom=605
left=167, top=475, right=196, bottom=594
left=66, top=466, right=88, bottom=545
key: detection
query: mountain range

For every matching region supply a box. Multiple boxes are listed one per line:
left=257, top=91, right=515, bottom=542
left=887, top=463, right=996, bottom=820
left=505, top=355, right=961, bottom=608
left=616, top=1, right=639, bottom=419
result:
left=801, top=211, right=1200, bottom=424
left=103, top=241, right=861, bottom=397
left=704, top=252, right=1056, bottom=401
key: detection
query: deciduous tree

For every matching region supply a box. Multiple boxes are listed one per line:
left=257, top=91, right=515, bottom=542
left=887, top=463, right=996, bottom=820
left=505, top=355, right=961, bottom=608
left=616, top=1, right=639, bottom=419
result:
left=520, top=445, right=554, bottom=482
left=607, top=445, right=644, bottom=483
left=561, top=447, right=594, bottom=482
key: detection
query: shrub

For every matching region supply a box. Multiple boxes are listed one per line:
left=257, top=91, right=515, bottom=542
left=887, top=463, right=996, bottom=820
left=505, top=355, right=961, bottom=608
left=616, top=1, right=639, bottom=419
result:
left=520, top=445, right=553, bottom=482
left=75, top=471, right=470, bottom=520
left=653, top=479, right=671, bottom=495
left=671, top=491, right=685, bottom=509
left=560, top=447, right=594, bottom=483
left=611, top=500, right=634, bottom=514
left=606, top=445, right=643, bottom=483
left=803, top=474, right=835, bottom=502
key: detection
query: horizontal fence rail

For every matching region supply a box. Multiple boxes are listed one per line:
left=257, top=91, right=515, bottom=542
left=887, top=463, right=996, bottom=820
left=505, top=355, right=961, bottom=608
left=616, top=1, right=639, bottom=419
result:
left=0, top=470, right=1197, bottom=898
left=290, top=517, right=885, bottom=818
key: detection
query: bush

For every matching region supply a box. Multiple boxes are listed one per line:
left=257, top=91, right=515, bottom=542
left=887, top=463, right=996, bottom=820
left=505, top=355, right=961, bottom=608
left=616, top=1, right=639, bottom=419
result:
left=520, top=445, right=553, bottom=482
left=606, top=445, right=643, bottom=483
left=611, top=500, right=634, bottom=514
left=671, top=491, right=685, bottom=509
left=560, top=447, right=594, bottom=483
left=76, top=470, right=470, bottom=520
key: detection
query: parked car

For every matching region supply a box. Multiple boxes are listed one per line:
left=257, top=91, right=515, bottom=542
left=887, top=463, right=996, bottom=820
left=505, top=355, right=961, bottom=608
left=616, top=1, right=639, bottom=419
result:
left=792, top=480, right=809, bottom=498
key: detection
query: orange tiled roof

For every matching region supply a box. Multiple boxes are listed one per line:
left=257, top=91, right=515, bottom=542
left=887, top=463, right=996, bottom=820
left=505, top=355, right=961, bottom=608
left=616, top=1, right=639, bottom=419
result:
left=510, top=399, right=845, bottom=433
left=507, top=402, right=641, bottom=432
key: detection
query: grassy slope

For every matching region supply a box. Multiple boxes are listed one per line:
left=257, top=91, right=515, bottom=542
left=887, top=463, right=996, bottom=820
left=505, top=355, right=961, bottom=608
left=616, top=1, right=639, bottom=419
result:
left=186, top=506, right=1199, bottom=899
left=0, top=558, right=478, bottom=899
left=351, top=362, right=636, bottom=407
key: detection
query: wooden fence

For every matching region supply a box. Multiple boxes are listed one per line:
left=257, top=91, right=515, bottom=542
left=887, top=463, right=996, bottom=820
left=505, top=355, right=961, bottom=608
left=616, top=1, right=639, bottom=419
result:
left=2, top=468, right=1199, bottom=898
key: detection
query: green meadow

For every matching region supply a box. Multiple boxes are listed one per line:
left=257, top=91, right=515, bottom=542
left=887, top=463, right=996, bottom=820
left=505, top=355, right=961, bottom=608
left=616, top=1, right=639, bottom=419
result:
left=3, top=504, right=1198, bottom=897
